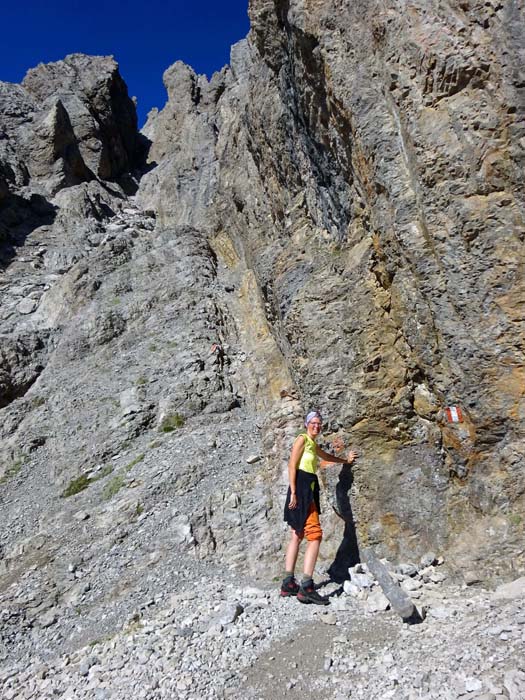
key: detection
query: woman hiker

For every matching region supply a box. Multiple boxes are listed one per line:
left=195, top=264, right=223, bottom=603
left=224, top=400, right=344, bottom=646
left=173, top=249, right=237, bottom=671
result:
left=281, top=410, right=357, bottom=605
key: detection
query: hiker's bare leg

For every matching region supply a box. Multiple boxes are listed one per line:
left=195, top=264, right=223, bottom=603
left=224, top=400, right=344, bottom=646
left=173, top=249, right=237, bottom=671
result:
left=303, top=539, right=321, bottom=578
left=285, top=530, right=302, bottom=573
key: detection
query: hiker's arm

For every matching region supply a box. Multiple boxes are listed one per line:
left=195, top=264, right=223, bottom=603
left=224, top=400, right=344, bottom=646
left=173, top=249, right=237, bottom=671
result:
left=316, top=445, right=357, bottom=467
left=288, top=436, right=305, bottom=509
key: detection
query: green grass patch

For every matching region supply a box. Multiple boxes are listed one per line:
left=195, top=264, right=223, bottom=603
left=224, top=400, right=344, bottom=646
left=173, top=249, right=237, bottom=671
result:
left=125, top=453, right=145, bottom=471
left=509, top=513, right=523, bottom=527
left=62, top=474, right=93, bottom=498
left=31, top=396, right=46, bottom=408
left=160, top=413, right=185, bottom=433
left=124, top=616, right=143, bottom=633
left=97, top=464, right=114, bottom=479
left=88, top=632, right=115, bottom=648
left=102, top=474, right=126, bottom=501
left=0, top=458, right=24, bottom=485
left=136, top=376, right=147, bottom=386
left=61, top=464, right=114, bottom=498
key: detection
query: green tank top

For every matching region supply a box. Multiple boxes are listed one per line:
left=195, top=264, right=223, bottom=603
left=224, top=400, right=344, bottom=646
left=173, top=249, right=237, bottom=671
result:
left=298, top=433, right=319, bottom=475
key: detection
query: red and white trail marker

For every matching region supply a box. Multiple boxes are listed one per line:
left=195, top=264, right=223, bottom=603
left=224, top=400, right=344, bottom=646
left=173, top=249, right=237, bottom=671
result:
left=445, top=406, right=464, bottom=423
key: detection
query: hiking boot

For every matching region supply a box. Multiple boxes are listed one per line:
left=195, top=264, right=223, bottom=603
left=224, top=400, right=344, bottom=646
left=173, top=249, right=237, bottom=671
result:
left=297, top=583, right=330, bottom=605
left=280, top=577, right=300, bottom=597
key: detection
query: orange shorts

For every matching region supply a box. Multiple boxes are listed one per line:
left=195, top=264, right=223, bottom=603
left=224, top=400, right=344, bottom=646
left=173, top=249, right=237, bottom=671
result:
left=297, top=501, right=323, bottom=542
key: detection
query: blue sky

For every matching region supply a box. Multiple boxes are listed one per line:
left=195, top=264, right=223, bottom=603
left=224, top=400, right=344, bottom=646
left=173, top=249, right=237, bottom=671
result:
left=2, top=1, right=250, bottom=126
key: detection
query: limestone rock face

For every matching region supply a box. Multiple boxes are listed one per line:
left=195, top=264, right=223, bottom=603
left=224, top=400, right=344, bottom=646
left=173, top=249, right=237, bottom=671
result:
left=22, top=54, right=141, bottom=182
left=0, top=57, right=142, bottom=485
left=0, top=1, right=524, bottom=634
left=138, top=61, right=226, bottom=228
left=139, top=0, right=525, bottom=573
left=0, top=54, right=141, bottom=209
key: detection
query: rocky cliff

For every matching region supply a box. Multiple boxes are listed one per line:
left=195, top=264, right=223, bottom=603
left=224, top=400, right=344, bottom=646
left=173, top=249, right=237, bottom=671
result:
left=0, top=0, right=524, bottom=667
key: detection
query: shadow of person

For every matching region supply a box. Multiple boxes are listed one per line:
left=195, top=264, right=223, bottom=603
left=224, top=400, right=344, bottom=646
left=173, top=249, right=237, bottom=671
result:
left=327, top=463, right=360, bottom=583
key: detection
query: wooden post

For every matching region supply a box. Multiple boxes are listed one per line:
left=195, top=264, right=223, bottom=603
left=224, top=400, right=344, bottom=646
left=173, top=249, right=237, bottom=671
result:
left=362, top=547, right=417, bottom=621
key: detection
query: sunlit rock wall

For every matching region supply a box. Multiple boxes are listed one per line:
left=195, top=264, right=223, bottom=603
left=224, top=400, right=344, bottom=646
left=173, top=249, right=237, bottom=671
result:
left=1, top=1, right=524, bottom=587
left=140, top=0, right=525, bottom=572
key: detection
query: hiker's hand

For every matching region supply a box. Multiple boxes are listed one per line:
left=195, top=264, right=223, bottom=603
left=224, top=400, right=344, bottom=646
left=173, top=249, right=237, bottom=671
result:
left=289, top=493, right=297, bottom=509
left=346, top=450, right=357, bottom=463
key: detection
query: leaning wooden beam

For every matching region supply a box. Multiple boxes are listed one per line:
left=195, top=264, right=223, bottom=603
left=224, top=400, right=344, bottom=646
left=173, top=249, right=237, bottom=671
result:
left=362, top=547, right=417, bottom=621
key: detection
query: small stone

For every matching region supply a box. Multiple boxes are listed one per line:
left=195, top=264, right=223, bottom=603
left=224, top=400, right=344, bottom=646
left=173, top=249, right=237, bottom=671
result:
left=366, top=588, right=390, bottom=612
left=401, top=578, right=422, bottom=591
left=39, top=609, right=58, bottom=628
left=382, top=653, right=395, bottom=666
left=219, top=602, right=244, bottom=625
left=428, top=606, right=450, bottom=620
left=137, top=651, right=152, bottom=665
left=493, top=577, right=525, bottom=600
left=242, top=586, right=267, bottom=598
left=465, top=678, right=483, bottom=693
left=397, top=563, right=418, bottom=577
left=78, top=661, right=90, bottom=677
left=464, top=571, right=483, bottom=586
left=17, top=298, right=37, bottom=314
left=389, top=668, right=400, bottom=682
left=246, top=454, right=262, bottom=464
left=330, top=596, right=349, bottom=611
left=343, top=580, right=361, bottom=596
left=93, top=690, right=110, bottom=700
left=428, top=571, right=447, bottom=583
left=112, top=657, right=126, bottom=671
left=350, top=572, right=374, bottom=589
left=420, top=551, right=437, bottom=568
left=349, top=563, right=367, bottom=574
left=320, top=612, right=337, bottom=625
left=35, top=665, right=49, bottom=680
left=503, top=669, right=525, bottom=700
left=73, top=510, right=90, bottom=521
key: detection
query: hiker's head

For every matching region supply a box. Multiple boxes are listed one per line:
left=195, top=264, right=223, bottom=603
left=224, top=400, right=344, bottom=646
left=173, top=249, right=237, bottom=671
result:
left=305, top=410, right=322, bottom=435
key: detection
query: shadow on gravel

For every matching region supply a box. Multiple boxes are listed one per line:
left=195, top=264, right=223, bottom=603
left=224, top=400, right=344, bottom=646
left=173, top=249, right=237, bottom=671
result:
left=328, top=463, right=360, bottom=583
left=403, top=610, right=425, bottom=625
left=316, top=579, right=343, bottom=598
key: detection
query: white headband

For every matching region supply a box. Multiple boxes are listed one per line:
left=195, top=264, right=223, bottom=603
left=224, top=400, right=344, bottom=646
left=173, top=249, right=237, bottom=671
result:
left=305, top=411, right=322, bottom=427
